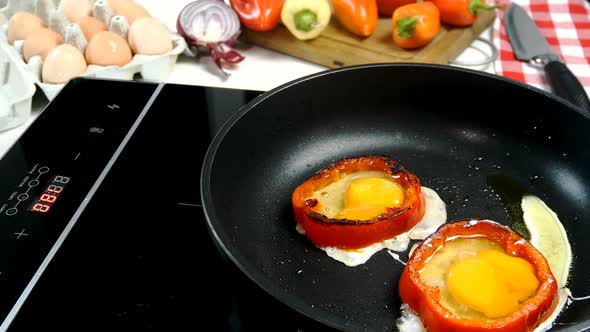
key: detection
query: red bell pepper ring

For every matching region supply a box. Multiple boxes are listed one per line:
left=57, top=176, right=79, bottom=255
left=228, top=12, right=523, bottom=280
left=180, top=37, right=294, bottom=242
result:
left=230, top=0, right=284, bottom=32
left=291, top=155, right=425, bottom=249
left=399, top=219, right=559, bottom=332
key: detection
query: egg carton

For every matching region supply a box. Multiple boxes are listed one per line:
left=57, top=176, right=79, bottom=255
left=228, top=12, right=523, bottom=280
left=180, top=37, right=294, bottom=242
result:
left=0, top=40, right=36, bottom=132
left=0, top=0, right=187, bottom=100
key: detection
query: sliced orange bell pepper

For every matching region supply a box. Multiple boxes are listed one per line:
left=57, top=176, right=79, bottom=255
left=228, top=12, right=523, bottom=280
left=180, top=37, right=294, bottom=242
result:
left=332, top=0, right=378, bottom=37
left=230, top=0, right=284, bottom=32
left=399, top=220, right=559, bottom=332
left=392, top=2, right=440, bottom=49
left=291, top=155, right=425, bottom=249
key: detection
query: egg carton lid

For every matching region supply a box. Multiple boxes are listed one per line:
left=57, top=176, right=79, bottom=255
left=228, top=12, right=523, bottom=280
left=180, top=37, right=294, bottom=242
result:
left=0, top=0, right=188, bottom=100
left=0, top=40, right=36, bottom=132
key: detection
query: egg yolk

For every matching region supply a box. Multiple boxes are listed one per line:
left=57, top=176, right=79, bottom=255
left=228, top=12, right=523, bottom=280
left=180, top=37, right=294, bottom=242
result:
left=446, top=249, right=540, bottom=318
left=336, top=177, right=404, bottom=220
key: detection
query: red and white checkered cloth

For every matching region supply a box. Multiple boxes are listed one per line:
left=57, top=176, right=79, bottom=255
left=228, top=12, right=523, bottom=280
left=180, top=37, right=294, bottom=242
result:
left=493, top=0, right=590, bottom=96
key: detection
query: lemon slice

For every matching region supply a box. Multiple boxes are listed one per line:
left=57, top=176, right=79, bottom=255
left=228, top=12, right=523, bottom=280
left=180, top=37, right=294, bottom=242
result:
left=521, top=195, right=572, bottom=288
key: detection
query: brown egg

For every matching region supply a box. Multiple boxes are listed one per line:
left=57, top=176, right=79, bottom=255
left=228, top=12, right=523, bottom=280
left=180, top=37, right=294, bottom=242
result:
left=75, top=16, right=107, bottom=41
left=60, top=0, right=93, bottom=22
left=128, top=18, right=173, bottom=55
left=23, top=28, right=64, bottom=62
left=42, top=44, right=87, bottom=84
left=109, top=0, right=151, bottom=24
left=108, top=0, right=133, bottom=12
left=7, top=12, right=45, bottom=45
left=85, top=31, right=133, bottom=66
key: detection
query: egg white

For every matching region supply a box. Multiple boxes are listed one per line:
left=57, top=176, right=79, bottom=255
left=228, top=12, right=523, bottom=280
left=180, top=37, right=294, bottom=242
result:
left=534, top=288, right=569, bottom=332
left=524, top=196, right=572, bottom=332
left=318, top=187, right=447, bottom=267
left=397, top=304, right=425, bottom=332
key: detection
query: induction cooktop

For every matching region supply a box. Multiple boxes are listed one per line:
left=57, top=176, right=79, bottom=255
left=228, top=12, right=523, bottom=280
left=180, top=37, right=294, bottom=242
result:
left=0, top=78, right=336, bottom=331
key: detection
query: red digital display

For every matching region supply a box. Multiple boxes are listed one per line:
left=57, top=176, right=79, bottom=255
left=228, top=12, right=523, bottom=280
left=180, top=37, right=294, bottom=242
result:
left=29, top=175, right=70, bottom=213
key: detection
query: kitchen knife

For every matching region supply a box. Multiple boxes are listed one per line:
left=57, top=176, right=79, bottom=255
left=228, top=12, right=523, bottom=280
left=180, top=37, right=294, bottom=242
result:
left=504, top=3, right=590, bottom=113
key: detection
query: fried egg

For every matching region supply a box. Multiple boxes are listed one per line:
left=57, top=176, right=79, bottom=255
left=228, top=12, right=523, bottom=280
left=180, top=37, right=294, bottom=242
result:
left=397, top=195, right=574, bottom=332
left=420, top=237, right=540, bottom=318
left=297, top=169, right=447, bottom=267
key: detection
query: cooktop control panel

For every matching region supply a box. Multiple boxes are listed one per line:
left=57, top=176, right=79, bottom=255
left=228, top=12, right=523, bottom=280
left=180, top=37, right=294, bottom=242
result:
left=0, top=79, right=160, bottom=328
left=0, top=78, right=329, bottom=332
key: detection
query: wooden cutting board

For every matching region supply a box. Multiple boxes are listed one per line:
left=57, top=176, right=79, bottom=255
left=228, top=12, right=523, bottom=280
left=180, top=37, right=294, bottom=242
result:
left=242, top=10, right=496, bottom=67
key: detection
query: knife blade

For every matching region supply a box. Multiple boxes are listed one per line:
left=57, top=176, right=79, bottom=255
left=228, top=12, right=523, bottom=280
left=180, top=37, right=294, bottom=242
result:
left=504, top=3, right=590, bottom=113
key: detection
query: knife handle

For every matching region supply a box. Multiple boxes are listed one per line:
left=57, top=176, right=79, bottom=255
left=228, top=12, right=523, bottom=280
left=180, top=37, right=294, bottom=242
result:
left=545, top=61, right=590, bottom=114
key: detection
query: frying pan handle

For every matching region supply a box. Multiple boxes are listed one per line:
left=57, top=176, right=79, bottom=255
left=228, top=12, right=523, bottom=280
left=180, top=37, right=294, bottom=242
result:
left=545, top=61, right=590, bottom=114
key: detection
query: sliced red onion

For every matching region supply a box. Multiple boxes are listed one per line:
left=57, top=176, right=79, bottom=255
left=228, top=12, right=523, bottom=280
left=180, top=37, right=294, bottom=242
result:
left=177, top=0, right=244, bottom=75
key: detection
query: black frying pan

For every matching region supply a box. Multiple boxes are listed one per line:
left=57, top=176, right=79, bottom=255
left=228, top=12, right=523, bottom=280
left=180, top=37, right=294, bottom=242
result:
left=201, top=64, right=590, bottom=332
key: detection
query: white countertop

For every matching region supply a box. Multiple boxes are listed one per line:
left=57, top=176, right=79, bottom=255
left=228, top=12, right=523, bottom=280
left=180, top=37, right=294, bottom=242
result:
left=0, top=0, right=497, bottom=157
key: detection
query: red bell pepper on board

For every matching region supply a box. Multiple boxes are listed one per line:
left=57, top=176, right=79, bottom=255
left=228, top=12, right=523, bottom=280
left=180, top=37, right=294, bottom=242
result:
left=230, top=0, right=284, bottom=32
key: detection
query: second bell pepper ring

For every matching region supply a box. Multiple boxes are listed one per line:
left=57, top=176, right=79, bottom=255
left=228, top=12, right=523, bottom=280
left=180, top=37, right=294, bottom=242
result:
left=230, top=0, right=284, bottom=32
left=332, top=0, right=379, bottom=37
left=399, top=220, right=559, bottom=332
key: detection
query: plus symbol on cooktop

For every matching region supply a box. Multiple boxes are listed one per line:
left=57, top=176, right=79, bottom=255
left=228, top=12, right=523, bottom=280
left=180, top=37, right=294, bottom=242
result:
left=13, top=229, right=28, bottom=239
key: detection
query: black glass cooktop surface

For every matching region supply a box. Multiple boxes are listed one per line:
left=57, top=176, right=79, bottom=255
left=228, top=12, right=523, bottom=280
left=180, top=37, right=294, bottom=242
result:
left=0, top=78, right=337, bottom=332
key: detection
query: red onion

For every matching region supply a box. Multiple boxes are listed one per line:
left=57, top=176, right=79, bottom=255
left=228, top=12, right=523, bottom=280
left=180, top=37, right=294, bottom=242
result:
left=177, top=0, right=245, bottom=75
